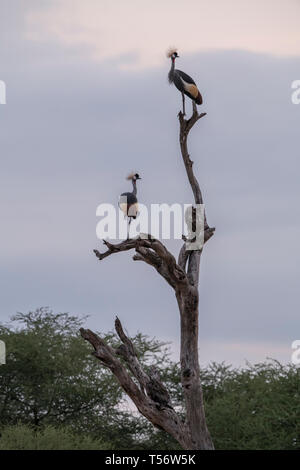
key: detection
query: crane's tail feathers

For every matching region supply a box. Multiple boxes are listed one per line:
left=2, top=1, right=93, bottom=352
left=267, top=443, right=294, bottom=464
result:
left=195, top=91, right=203, bottom=105
left=166, top=47, right=178, bottom=58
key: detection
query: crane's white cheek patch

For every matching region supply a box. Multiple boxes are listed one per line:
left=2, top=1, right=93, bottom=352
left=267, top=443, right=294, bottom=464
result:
left=181, top=79, right=199, bottom=98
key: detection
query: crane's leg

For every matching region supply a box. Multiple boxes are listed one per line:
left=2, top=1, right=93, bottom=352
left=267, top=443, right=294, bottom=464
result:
left=127, top=217, right=132, bottom=239
left=182, top=92, right=186, bottom=116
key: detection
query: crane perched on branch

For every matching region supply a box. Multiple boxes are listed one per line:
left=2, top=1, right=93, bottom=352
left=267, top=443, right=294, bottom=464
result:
left=167, top=48, right=203, bottom=116
left=118, top=172, right=141, bottom=239
left=81, top=75, right=215, bottom=450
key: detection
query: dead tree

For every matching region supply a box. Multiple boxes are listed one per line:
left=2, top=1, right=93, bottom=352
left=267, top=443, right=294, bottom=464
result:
left=80, top=103, right=215, bottom=450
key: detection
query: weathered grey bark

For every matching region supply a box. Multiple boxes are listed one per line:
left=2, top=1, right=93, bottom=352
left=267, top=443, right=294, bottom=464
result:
left=80, top=104, right=215, bottom=450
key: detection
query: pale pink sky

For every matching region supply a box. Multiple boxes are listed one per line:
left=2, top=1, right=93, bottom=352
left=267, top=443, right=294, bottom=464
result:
left=1, top=0, right=299, bottom=367
left=25, top=0, right=300, bottom=68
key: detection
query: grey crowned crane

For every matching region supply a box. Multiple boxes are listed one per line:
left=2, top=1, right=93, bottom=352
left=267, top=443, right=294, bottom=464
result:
left=167, top=48, right=202, bottom=115
left=119, top=172, right=141, bottom=239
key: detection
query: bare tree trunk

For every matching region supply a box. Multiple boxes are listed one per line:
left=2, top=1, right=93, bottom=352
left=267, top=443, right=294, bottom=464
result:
left=176, top=103, right=214, bottom=449
left=80, top=104, right=215, bottom=450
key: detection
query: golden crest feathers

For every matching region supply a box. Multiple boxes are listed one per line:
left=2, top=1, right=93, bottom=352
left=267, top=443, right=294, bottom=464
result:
left=126, top=172, right=136, bottom=180
left=166, top=47, right=178, bottom=58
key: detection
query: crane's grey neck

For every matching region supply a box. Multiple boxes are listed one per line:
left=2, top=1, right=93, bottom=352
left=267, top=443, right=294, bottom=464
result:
left=132, top=179, right=137, bottom=196
left=168, top=58, right=175, bottom=84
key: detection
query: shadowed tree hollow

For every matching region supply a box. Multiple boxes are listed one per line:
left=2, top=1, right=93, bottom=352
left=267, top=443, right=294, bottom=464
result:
left=80, top=103, right=215, bottom=450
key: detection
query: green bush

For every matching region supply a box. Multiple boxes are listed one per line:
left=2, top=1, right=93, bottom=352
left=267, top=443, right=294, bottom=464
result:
left=0, top=424, right=112, bottom=450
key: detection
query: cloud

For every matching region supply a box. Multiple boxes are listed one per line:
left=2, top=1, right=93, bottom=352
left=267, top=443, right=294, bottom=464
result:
left=23, top=0, right=300, bottom=68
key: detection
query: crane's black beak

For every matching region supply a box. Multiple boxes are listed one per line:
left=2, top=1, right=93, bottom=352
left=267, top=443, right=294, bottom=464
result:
left=137, top=176, right=142, bottom=180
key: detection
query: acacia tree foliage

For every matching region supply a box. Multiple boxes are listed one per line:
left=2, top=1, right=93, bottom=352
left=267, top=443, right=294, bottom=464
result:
left=1, top=309, right=299, bottom=450
left=203, top=361, right=300, bottom=450
left=0, top=308, right=177, bottom=448
left=0, top=308, right=121, bottom=429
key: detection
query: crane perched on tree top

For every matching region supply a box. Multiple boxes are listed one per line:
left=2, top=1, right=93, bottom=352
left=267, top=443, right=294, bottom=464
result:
left=167, top=48, right=203, bottom=116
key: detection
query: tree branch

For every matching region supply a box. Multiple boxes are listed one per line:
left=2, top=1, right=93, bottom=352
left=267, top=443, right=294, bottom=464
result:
left=94, top=234, right=189, bottom=290
left=178, top=105, right=206, bottom=206
left=114, top=316, right=149, bottom=393
left=80, top=320, right=190, bottom=448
